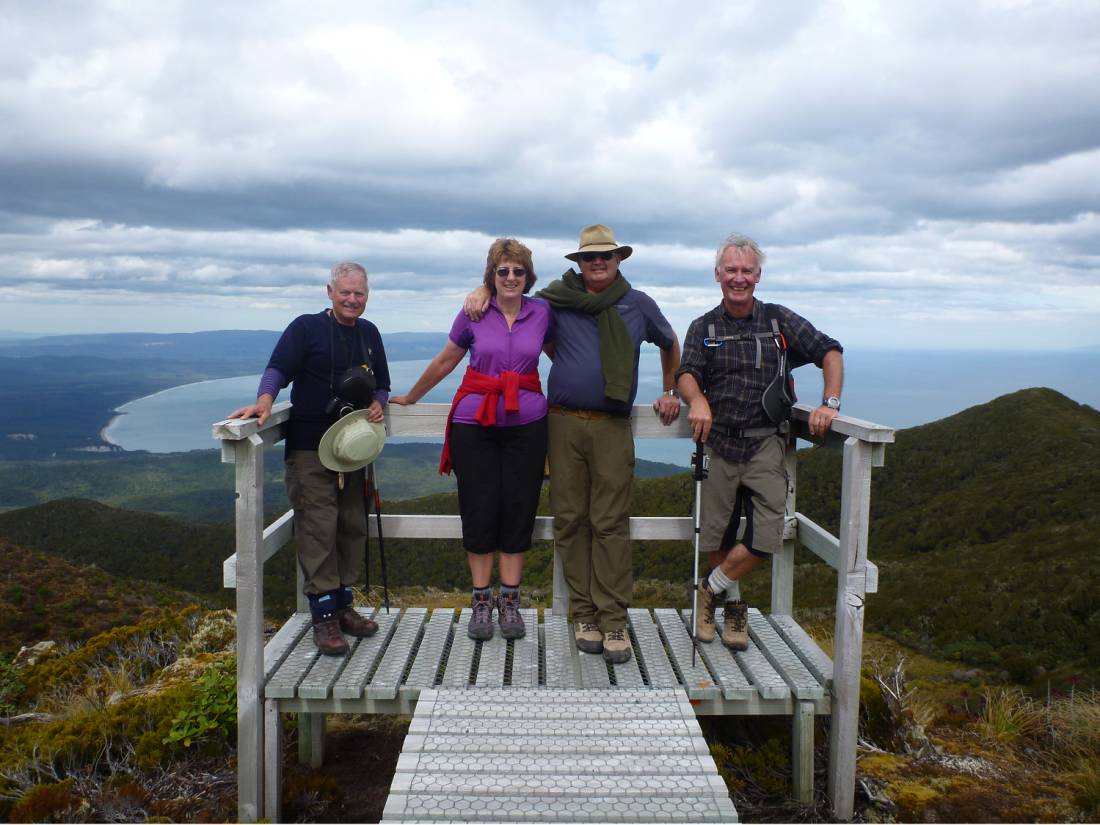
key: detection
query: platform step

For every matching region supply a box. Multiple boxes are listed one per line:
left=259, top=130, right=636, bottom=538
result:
left=382, top=688, right=738, bottom=823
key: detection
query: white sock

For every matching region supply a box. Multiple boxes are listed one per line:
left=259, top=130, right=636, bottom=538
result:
left=706, top=567, right=734, bottom=598
left=725, top=580, right=741, bottom=602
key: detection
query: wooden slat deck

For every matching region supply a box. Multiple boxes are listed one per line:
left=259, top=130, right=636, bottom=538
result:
left=383, top=688, right=738, bottom=823
left=264, top=606, right=832, bottom=717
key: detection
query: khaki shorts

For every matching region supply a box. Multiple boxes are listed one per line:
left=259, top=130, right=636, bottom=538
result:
left=700, top=436, right=788, bottom=556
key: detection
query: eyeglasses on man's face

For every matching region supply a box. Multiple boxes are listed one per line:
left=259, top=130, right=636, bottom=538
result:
left=496, top=267, right=527, bottom=279
left=581, top=251, right=614, bottom=263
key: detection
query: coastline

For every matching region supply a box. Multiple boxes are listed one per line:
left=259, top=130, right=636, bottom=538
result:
left=98, top=374, right=261, bottom=451
left=100, top=412, right=128, bottom=447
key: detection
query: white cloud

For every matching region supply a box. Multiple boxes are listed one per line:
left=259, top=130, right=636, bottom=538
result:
left=0, top=0, right=1097, bottom=347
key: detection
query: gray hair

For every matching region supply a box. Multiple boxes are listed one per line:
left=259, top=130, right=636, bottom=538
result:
left=715, top=234, right=765, bottom=269
left=330, top=261, right=368, bottom=289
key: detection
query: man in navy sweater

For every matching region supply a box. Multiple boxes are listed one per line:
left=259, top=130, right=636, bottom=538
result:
left=230, top=261, right=391, bottom=655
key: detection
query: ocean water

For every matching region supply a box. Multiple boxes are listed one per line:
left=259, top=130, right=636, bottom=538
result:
left=103, top=349, right=1100, bottom=466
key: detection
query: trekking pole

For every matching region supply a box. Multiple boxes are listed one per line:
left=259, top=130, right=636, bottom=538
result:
left=367, top=463, right=391, bottom=613
left=363, top=471, right=372, bottom=602
left=690, top=440, right=708, bottom=668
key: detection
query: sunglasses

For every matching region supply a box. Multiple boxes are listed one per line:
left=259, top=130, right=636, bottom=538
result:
left=581, top=251, right=615, bottom=263
left=496, top=267, right=527, bottom=278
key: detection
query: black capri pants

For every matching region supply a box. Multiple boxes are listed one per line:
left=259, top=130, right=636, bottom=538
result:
left=449, top=417, right=548, bottom=554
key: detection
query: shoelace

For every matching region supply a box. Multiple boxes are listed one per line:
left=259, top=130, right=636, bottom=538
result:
left=581, top=622, right=600, bottom=634
left=728, top=608, right=747, bottom=632
left=701, top=601, right=716, bottom=625
left=499, top=595, right=520, bottom=621
left=605, top=628, right=627, bottom=643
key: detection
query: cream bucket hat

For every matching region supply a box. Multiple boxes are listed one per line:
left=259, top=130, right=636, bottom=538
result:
left=318, top=409, right=386, bottom=472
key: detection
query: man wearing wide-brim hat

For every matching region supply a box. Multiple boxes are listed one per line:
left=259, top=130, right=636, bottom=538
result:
left=466, top=224, right=681, bottom=664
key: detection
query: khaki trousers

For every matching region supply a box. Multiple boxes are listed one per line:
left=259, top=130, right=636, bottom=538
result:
left=548, top=411, right=634, bottom=632
left=285, top=450, right=367, bottom=596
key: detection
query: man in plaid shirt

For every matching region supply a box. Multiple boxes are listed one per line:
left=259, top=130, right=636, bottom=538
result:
left=676, top=234, right=843, bottom=649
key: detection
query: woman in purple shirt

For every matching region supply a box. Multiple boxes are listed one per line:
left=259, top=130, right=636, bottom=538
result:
left=392, top=239, right=554, bottom=641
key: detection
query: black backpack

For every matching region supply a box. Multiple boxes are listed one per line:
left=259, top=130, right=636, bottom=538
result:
left=704, top=304, right=803, bottom=427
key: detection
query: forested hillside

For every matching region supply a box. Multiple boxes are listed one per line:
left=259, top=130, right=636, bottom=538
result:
left=1, top=388, right=1096, bottom=685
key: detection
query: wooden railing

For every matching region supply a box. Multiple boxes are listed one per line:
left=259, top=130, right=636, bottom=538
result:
left=213, top=401, right=894, bottom=821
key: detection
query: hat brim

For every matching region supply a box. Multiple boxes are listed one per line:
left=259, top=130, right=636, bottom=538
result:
left=318, top=410, right=386, bottom=472
left=565, top=244, right=632, bottom=262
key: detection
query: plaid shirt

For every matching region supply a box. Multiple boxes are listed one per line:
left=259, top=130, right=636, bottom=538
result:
left=676, top=300, right=842, bottom=463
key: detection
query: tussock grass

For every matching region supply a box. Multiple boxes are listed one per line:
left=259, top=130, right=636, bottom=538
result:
left=975, top=687, right=1046, bottom=744
left=1046, top=688, right=1100, bottom=756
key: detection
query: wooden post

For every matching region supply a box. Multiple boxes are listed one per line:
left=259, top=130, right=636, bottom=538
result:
left=792, top=699, right=815, bottom=804
left=292, top=547, right=326, bottom=768
left=827, top=437, right=873, bottom=820
left=551, top=542, right=568, bottom=617
left=235, top=433, right=265, bottom=822
left=264, top=699, right=283, bottom=823
left=771, top=441, right=798, bottom=614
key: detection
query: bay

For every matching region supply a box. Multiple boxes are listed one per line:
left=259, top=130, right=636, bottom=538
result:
left=103, top=348, right=1100, bottom=466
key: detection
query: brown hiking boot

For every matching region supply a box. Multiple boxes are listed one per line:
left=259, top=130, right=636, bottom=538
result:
left=574, top=621, right=603, bottom=654
left=467, top=590, right=494, bottom=641
left=695, top=578, right=717, bottom=643
left=312, top=616, right=349, bottom=656
left=497, top=590, right=526, bottom=640
left=721, top=600, right=749, bottom=651
left=602, top=627, right=632, bottom=665
left=337, top=607, right=378, bottom=638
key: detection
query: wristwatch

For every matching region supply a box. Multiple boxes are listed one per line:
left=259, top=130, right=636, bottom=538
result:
left=664, top=388, right=679, bottom=399
left=823, top=396, right=841, bottom=411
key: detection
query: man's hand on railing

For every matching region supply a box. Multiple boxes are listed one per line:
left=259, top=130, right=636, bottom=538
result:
left=807, top=404, right=838, bottom=437
left=652, top=393, right=681, bottom=426
left=228, top=394, right=273, bottom=426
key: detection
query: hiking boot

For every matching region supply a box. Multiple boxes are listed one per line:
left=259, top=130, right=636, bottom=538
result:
left=337, top=607, right=378, bottom=638
left=721, top=600, right=750, bottom=651
left=695, top=578, right=718, bottom=643
left=312, top=615, right=349, bottom=656
left=467, top=591, right=494, bottom=641
left=602, top=627, right=632, bottom=664
left=574, top=621, right=603, bottom=654
left=496, top=590, right=526, bottom=640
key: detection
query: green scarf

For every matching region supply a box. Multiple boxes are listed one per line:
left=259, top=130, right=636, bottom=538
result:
left=538, top=268, right=634, bottom=403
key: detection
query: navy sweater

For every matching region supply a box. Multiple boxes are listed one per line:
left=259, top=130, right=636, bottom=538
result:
left=267, top=310, right=391, bottom=452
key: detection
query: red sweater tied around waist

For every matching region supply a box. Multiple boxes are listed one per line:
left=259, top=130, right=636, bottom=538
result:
left=439, top=366, right=543, bottom=475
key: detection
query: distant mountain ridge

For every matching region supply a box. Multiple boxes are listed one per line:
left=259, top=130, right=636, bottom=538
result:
left=0, top=329, right=448, bottom=363
left=0, top=443, right=684, bottom=521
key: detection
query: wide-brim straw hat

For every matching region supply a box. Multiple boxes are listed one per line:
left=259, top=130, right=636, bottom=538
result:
left=318, top=409, right=386, bottom=472
left=564, top=223, right=633, bottom=262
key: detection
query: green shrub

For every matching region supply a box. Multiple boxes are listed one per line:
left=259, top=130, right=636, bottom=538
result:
left=0, top=653, right=25, bottom=715
left=163, top=655, right=237, bottom=748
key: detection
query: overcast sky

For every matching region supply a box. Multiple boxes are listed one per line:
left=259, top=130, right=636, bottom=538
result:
left=1, top=1, right=1098, bottom=349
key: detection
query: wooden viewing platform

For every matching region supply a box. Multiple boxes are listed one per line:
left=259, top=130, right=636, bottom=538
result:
left=214, top=401, right=894, bottom=822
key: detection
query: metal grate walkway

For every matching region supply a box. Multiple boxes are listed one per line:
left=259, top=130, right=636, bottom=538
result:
left=382, top=687, right=738, bottom=823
